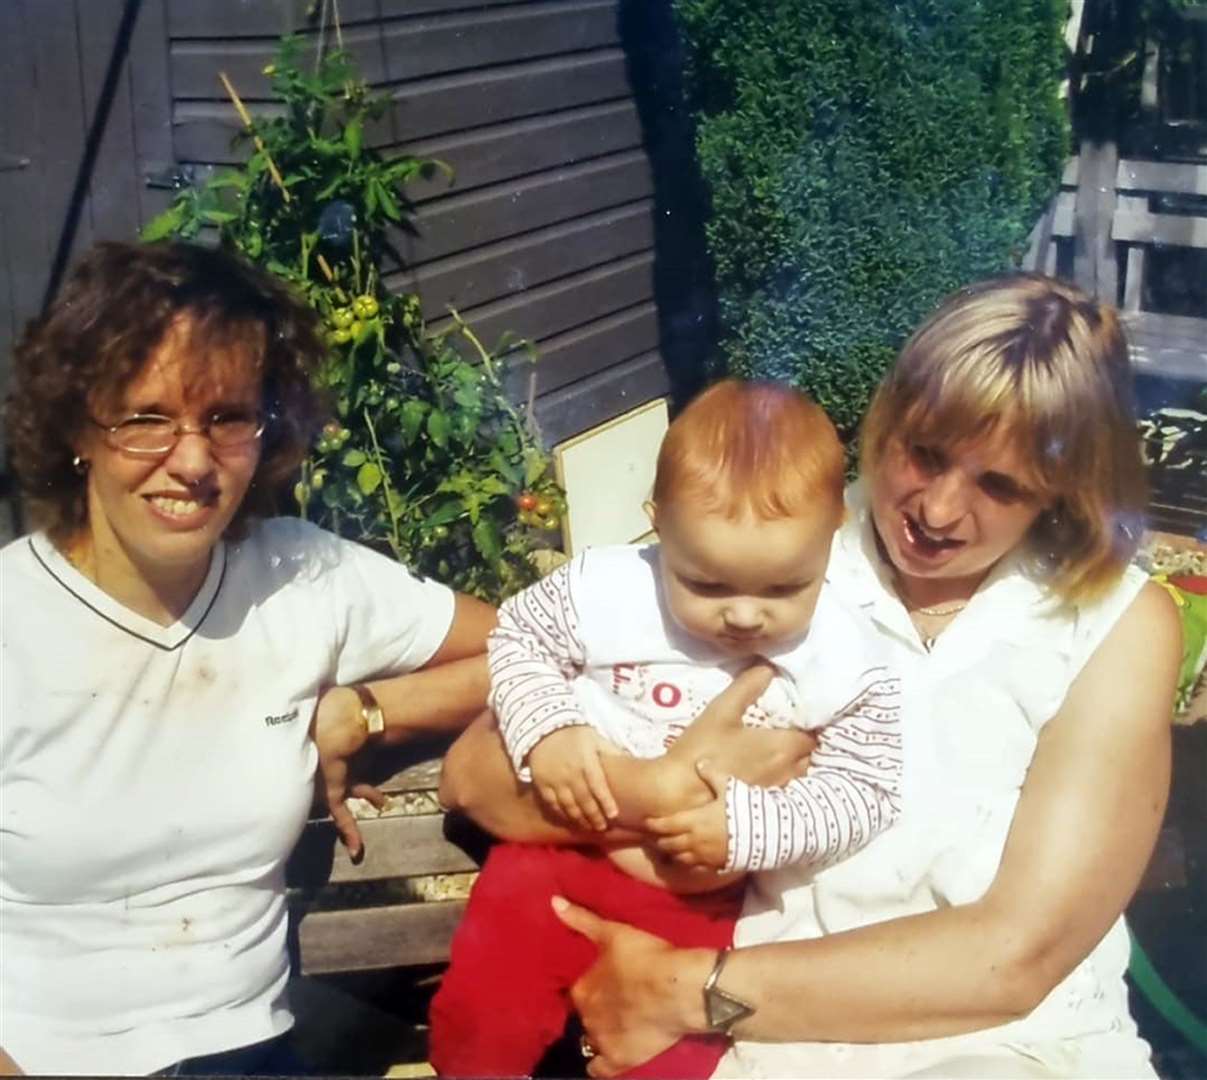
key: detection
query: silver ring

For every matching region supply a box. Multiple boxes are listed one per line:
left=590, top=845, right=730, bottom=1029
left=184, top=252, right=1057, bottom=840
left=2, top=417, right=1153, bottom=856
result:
left=580, top=1034, right=598, bottom=1059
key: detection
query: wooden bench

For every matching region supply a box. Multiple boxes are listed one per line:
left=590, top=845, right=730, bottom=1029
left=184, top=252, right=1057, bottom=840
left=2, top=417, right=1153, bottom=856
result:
left=1112, top=157, right=1207, bottom=380
left=286, top=745, right=486, bottom=976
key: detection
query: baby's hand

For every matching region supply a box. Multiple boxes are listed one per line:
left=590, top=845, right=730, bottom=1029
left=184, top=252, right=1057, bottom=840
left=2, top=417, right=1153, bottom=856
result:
left=644, top=759, right=731, bottom=870
left=527, top=725, right=621, bottom=831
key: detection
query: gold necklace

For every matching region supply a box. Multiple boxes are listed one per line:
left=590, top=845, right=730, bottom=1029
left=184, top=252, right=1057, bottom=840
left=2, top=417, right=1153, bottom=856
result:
left=906, top=598, right=969, bottom=617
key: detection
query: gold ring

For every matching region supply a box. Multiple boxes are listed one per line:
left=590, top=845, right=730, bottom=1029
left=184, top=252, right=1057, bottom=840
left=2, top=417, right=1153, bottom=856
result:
left=580, top=1034, right=598, bottom=1059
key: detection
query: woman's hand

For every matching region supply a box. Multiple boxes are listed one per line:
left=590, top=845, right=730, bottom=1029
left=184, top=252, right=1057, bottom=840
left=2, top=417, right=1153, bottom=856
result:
left=552, top=897, right=711, bottom=1077
left=315, top=655, right=493, bottom=856
left=311, top=686, right=387, bottom=858
left=668, top=662, right=816, bottom=788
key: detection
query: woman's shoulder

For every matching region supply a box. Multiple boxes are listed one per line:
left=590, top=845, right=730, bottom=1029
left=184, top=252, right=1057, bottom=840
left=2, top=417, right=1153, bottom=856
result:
left=226, top=518, right=423, bottom=604
left=1110, top=574, right=1182, bottom=642
left=1068, top=562, right=1152, bottom=638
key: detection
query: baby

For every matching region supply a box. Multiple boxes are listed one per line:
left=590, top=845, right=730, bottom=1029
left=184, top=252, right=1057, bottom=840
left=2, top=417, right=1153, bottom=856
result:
left=430, top=380, right=901, bottom=1078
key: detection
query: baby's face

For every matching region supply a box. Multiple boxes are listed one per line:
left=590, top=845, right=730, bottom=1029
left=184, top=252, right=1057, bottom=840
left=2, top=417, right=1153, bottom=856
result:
left=653, top=499, right=841, bottom=656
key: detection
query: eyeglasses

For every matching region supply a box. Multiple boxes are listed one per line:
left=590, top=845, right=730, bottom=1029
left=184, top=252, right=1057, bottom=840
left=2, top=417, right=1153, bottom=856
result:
left=91, top=409, right=268, bottom=456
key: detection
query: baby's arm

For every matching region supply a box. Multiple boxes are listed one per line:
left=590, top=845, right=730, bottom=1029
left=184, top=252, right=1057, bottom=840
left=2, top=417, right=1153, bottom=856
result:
left=490, top=561, right=621, bottom=830
left=650, top=668, right=902, bottom=871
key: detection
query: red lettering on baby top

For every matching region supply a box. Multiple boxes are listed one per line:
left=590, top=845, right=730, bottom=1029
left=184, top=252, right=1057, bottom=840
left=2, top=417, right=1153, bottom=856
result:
left=652, top=682, right=682, bottom=708
left=612, top=663, right=637, bottom=694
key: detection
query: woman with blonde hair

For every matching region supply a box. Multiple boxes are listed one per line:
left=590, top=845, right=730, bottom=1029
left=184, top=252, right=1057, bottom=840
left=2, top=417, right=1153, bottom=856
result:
left=441, top=273, right=1181, bottom=1078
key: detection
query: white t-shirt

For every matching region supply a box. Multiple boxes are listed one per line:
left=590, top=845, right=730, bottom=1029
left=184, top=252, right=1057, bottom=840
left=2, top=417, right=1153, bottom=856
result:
left=0, top=519, right=454, bottom=1076
left=714, top=485, right=1155, bottom=1079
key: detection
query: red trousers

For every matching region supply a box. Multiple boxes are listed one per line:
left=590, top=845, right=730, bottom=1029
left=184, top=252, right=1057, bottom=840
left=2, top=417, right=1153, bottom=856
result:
left=428, top=843, right=740, bottom=1078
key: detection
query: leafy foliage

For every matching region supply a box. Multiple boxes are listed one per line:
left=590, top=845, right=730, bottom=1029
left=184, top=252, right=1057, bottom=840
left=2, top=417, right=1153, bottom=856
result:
left=672, top=0, right=1069, bottom=439
left=144, top=39, right=563, bottom=600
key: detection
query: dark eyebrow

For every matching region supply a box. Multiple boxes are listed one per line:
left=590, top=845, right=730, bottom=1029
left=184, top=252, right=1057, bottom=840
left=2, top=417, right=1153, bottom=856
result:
left=120, top=402, right=169, bottom=417
left=982, top=471, right=1030, bottom=497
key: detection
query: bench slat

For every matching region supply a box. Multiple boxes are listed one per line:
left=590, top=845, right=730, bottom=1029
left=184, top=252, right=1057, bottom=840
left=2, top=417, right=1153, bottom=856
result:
left=377, top=754, right=445, bottom=795
left=288, top=813, right=478, bottom=887
left=1126, top=311, right=1207, bottom=352
left=297, top=900, right=468, bottom=974
left=1117, top=159, right=1207, bottom=197
left=1113, top=209, right=1207, bottom=249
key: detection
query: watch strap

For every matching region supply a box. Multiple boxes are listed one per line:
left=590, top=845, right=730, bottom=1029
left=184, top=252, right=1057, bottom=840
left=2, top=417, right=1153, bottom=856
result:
left=351, top=683, right=385, bottom=738
left=702, top=947, right=755, bottom=1036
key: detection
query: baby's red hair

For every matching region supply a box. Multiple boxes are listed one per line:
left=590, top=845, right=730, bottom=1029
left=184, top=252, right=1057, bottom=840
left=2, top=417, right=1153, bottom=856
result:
left=653, top=379, right=844, bottom=520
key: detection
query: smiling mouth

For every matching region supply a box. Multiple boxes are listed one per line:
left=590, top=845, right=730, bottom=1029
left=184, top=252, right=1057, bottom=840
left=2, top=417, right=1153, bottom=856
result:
left=146, top=494, right=215, bottom=518
left=903, top=513, right=964, bottom=557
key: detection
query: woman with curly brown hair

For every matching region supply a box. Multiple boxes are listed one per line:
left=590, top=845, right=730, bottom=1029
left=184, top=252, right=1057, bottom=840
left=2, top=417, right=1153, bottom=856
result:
left=0, top=242, right=495, bottom=1076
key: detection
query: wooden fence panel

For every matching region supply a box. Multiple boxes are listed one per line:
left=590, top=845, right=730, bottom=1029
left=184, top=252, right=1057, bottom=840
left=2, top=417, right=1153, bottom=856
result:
left=4, top=0, right=677, bottom=480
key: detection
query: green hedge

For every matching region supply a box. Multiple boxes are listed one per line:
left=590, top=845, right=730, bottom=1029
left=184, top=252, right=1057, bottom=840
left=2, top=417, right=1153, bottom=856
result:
left=673, top=0, right=1069, bottom=437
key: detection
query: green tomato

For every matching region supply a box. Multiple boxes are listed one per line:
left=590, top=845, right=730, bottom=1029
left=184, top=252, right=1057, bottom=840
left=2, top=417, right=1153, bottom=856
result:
left=353, top=295, right=380, bottom=319
left=538, top=513, right=559, bottom=531
left=330, top=307, right=355, bottom=329
left=431, top=524, right=451, bottom=541
left=330, top=327, right=353, bottom=345
left=349, top=320, right=365, bottom=340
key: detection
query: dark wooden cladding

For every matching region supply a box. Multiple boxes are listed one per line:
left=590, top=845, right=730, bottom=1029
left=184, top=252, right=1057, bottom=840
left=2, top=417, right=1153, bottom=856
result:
left=514, top=302, right=660, bottom=397
left=3, top=0, right=670, bottom=459
left=402, top=151, right=653, bottom=264
left=407, top=100, right=643, bottom=201
left=386, top=49, right=632, bottom=144
left=172, top=28, right=388, bottom=97
left=391, top=201, right=655, bottom=316
left=167, top=0, right=377, bottom=37
left=171, top=2, right=619, bottom=101
left=168, top=0, right=530, bottom=39
left=535, top=349, right=670, bottom=446
left=174, top=50, right=633, bottom=161
left=428, top=251, right=653, bottom=344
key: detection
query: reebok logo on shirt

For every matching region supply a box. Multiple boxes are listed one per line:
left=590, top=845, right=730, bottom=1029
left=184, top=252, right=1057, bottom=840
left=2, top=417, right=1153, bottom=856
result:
left=264, top=708, right=300, bottom=727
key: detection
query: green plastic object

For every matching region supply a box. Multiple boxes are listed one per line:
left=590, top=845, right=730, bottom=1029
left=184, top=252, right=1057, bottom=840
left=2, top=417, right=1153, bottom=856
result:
left=1128, top=926, right=1207, bottom=1056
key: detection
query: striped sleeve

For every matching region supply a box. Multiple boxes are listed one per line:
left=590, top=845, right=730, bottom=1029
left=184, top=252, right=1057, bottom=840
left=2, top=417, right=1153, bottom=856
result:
left=723, top=669, right=903, bottom=872
left=489, top=560, right=590, bottom=780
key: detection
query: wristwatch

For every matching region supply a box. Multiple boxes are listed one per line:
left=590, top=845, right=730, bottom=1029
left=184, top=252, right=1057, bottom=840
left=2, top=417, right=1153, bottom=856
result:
left=351, top=683, right=385, bottom=739
left=702, top=947, right=756, bottom=1036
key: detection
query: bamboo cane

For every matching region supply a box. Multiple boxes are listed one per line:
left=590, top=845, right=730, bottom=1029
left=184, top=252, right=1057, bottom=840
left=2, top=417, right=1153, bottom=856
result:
left=218, top=71, right=291, bottom=204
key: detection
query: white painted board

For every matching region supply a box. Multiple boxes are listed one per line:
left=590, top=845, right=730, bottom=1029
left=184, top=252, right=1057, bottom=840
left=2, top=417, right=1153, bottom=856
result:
left=554, top=397, right=668, bottom=555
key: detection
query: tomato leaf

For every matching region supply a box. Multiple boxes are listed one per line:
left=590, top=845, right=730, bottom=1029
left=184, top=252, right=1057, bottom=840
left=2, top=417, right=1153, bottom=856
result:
left=356, top=461, right=383, bottom=495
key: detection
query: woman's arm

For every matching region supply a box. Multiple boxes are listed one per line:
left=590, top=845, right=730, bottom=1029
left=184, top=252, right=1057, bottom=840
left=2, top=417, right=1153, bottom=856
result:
left=557, top=582, right=1181, bottom=1074
left=314, top=591, right=497, bottom=853
left=439, top=664, right=816, bottom=840
left=426, top=592, right=498, bottom=665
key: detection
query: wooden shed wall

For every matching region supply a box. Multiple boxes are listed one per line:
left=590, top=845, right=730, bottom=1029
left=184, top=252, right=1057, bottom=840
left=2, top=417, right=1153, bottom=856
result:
left=1, top=0, right=711, bottom=538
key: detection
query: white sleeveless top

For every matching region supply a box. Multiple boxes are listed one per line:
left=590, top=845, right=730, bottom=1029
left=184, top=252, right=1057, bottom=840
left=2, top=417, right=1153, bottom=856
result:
left=715, top=485, right=1155, bottom=1079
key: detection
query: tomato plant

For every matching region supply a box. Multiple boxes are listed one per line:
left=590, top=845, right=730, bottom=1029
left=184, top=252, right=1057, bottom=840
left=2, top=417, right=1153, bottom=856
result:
left=144, top=37, right=563, bottom=601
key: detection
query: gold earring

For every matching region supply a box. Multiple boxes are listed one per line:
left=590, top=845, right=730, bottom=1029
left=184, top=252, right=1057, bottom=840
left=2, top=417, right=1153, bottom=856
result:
left=72, top=455, right=89, bottom=475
